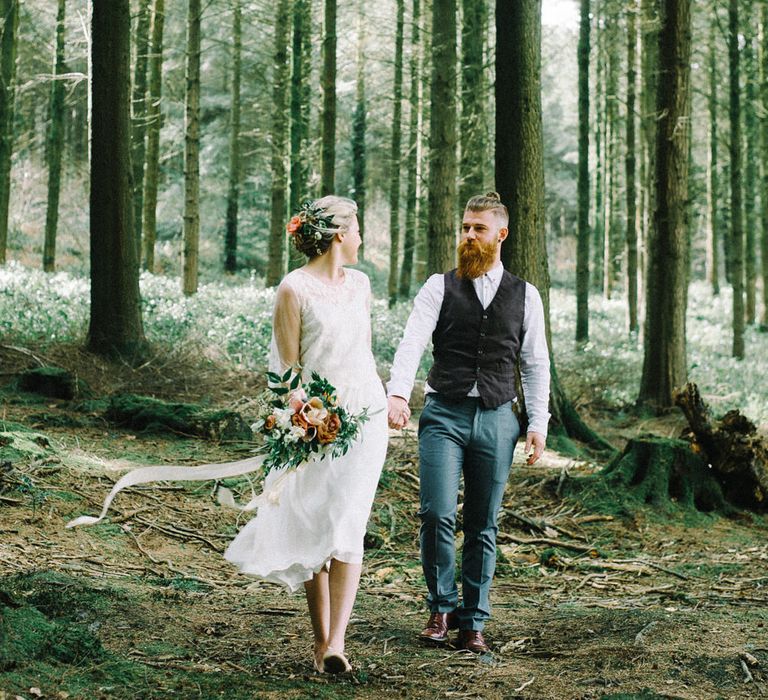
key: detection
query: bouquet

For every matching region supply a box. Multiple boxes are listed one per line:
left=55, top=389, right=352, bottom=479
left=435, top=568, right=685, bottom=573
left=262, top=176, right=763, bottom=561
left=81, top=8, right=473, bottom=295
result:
left=252, top=367, right=369, bottom=474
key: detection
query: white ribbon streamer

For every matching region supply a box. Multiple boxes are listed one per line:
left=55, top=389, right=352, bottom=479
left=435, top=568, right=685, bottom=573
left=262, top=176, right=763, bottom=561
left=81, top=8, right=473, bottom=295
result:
left=66, top=454, right=268, bottom=528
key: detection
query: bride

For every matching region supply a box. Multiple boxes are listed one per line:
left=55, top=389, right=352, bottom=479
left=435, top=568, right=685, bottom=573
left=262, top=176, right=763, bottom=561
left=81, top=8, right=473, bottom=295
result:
left=69, top=196, right=389, bottom=674
left=225, top=196, right=388, bottom=673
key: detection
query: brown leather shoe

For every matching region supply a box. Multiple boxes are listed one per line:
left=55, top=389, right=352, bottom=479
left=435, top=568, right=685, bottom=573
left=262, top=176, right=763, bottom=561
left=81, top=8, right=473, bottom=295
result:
left=419, top=611, right=459, bottom=643
left=457, top=629, right=490, bottom=654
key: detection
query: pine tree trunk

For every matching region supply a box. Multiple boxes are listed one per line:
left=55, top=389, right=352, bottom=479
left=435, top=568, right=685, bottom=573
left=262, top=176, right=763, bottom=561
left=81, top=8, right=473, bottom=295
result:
left=626, top=1, right=638, bottom=333
left=88, top=0, right=146, bottom=358
left=388, top=0, right=405, bottom=307
left=637, top=0, right=691, bottom=409
left=352, top=0, right=367, bottom=255
left=399, top=0, right=422, bottom=299
left=414, top=0, right=432, bottom=284
left=761, top=5, right=768, bottom=327
left=43, top=0, right=66, bottom=273
left=459, top=0, right=487, bottom=205
left=427, top=0, right=457, bottom=276
left=320, top=0, right=336, bottom=196
left=592, top=1, right=605, bottom=293
left=640, top=0, right=660, bottom=309
left=743, top=22, right=758, bottom=326
left=224, top=0, right=242, bottom=274
left=288, top=0, right=312, bottom=272
left=706, top=13, right=720, bottom=296
left=497, top=0, right=610, bottom=450
left=728, top=0, right=745, bottom=358
left=182, top=0, right=201, bottom=296
left=576, top=0, right=590, bottom=343
left=142, top=0, right=165, bottom=273
left=132, top=0, right=151, bottom=258
left=604, top=7, right=621, bottom=300
left=0, top=0, right=18, bottom=265
left=266, top=0, right=291, bottom=287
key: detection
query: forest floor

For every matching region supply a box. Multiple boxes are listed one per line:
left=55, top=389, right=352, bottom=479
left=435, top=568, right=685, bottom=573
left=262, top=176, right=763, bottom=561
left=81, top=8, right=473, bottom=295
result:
left=1, top=343, right=767, bottom=700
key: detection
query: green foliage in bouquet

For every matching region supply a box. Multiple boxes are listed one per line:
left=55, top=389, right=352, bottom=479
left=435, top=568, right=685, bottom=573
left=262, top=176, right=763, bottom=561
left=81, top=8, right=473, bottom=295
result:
left=254, top=367, right=370, bottom=474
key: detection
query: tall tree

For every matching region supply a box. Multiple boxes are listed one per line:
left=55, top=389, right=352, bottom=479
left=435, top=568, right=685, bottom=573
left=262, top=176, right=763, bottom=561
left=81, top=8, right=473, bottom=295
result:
left=132, top=0, right=152, bottom=254
left=88, top=0, right=146, bottom=357
left=706, top=12, right=720, bottom=295
left=459, top=0, right=487, bottom=204
left=0, top=0, right=18, bottom=265
left=266, top=0, right=291, bottom=286
left=427, top=0, right=457, bottom=275
left=388, top=0, right=405, bottom=307
left=592, top=1, right=605, bottom=292
left=576, top=0, right=590, bottom=342
left=43, top=0, right=67, bottom=273
left=626, top=1, right=639, bottom=332
left=743, top=19, right=758, bottom=325
left=414, top=0, right=433, bottom=283
left=142, top=0, right=165, bottom=272
left=182, top=0, right=201, bottom=295
left=761, top=4, right=768, bottom=327
left=497, top=0, right=609, bottom=448
left=728, top=0, right=744, bottom=358
left=399, top=0, right=423, bottom=298
left=224, top=0, right=242, bottom=274
left=351, top=0, right=367, bottom=254
left=637, top=0, right=691, bottom=408
left=603, top=2, right=621, bottom=299
left=320, top=0, right=337, bottom=195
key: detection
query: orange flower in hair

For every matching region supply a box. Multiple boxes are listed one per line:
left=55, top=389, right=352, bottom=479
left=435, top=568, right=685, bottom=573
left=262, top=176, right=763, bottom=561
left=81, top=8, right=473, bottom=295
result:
left=286, top=215, right=302, bottom=235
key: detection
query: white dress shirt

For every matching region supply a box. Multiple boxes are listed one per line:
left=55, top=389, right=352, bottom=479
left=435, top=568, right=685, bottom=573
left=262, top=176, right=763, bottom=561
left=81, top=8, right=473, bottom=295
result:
left=386, top=262, right=551, bottom=436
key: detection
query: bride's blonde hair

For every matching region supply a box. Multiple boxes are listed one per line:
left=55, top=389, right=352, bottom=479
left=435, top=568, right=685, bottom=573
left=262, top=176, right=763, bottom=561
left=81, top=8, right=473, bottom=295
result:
left=291, top=195, right=358, bottom=259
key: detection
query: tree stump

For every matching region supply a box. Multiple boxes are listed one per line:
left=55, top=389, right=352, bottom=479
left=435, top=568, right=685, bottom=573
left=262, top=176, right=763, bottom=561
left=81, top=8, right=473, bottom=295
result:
left=105, top=394, right=252, bottom=442
left=601, top=436, right=728, bottom=513
left=674, top=382, right=768, bottom=509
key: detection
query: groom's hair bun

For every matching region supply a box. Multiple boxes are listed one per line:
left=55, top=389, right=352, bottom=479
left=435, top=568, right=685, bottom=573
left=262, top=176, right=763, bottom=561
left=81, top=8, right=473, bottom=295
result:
left=465, top=192, right=509, bottom=227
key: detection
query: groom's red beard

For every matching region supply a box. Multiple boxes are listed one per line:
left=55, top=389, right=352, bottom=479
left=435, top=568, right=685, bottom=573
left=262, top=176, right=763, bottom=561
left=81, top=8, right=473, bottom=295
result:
left=456, top=238, right=499, bottom=279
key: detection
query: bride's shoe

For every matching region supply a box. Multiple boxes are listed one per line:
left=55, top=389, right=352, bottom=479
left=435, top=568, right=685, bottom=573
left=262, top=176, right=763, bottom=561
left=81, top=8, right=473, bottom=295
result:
left=322, top=648, right=352, bottom=674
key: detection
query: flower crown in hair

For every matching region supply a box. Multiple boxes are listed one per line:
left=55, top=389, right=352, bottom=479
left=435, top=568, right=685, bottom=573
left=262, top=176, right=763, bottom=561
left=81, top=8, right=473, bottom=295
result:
left=286, top=201, right=336, bottom=241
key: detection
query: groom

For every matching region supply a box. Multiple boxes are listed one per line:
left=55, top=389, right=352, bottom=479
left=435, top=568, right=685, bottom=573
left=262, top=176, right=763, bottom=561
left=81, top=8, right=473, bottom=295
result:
left=387, top=192, right=550, bottom=653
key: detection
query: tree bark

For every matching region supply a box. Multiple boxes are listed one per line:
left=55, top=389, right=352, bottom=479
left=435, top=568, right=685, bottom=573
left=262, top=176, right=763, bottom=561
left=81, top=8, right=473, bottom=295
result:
left=459, top=0, right=487, bottom=205
left=352, top=0, right=367, bottom=255
left=142, top=0, right=165, bottom=272
left=267, top=0, right=291, bottom=286
left=575, top=0, right=590, bottom=343
left=626, top=2, right=639, bottom=333
left=182, top=0, right=201, bottom=296
left=0, top=0, right=18, bottom=265
left=224, top=0, right=242, bottom=274
left=320, top=0, right=337, bottom=196
left=43, top=0, right=67, bottom=273
left=637, top=0, right=691, bottom=409
left=603, top=3, right=621, bottom=300
left=706, top=12, right=720, bottom=296
left=399, top=0, right=423, bottom=299
left=761, top=4, right=768, bottom=327
left=743, top=21, right=758, bottom=326
left=592, top=1, right=605, bottom=293
left=132, top=0, right=152, bottom=257
left=414, top=0, right=432, bottom=284
left=427, top=0, right=457, bottom=275
left=728, top=0, right=745, bottom=358
left=88, top=0, right=147, bottom=358
left=388, top=0, right=405, bottom=307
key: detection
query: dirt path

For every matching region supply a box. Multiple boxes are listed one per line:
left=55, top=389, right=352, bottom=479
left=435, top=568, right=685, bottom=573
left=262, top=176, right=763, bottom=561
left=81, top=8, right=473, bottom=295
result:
left=2, top=390, right=767, bottom=700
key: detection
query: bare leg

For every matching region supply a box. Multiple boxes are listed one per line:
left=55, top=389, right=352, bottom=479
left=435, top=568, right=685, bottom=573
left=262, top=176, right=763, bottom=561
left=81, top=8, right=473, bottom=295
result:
left=304, top=566, right=330, bottom=668
left=326, top=558, right=362, bottom=652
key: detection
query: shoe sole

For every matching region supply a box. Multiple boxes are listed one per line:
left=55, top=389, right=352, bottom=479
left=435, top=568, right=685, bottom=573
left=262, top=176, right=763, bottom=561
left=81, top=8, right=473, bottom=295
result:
left=419, top=633, right=449, bottom=644
left=323, top=654, right=351, bottom=674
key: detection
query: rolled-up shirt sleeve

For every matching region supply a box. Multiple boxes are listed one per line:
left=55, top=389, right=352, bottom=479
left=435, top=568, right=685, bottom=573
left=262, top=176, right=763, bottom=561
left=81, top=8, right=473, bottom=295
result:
left=386, top=274, right=444, bottom=401
left=520, top=283, right=551, bottom=437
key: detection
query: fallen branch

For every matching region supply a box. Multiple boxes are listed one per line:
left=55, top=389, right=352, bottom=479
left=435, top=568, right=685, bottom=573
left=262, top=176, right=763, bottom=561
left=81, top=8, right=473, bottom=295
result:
left=497, top=532, right=596, bottom=554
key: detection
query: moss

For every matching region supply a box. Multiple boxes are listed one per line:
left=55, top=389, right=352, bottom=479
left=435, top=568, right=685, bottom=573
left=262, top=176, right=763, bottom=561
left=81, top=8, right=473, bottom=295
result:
left=17, top=367, right=91, bottom=400
left=105, top=393, right=252, bottom=441
left=0, top=430, right=53, bottom=463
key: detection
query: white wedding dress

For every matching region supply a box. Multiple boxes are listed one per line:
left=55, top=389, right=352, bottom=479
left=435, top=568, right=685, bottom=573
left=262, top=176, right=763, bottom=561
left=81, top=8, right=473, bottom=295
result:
left=223, top=267, right=388, bottom=591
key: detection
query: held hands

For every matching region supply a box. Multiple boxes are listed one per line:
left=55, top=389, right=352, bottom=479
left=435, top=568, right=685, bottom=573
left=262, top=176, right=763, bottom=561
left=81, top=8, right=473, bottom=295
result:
left=387, top=395, right=411, bottom=429
left=524, top=431, right=546, bottom=465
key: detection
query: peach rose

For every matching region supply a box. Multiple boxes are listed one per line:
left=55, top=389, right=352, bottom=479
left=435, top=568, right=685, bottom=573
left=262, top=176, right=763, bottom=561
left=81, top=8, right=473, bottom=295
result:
left=288, top=389, right=308, bottom=413
left=286, top=215, right=302, bottom=235
left=264, top=414, right=276, bottom=431
left=301, top=397, right=328, bottom=426
left=317, top=412, right=342, bottom=444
